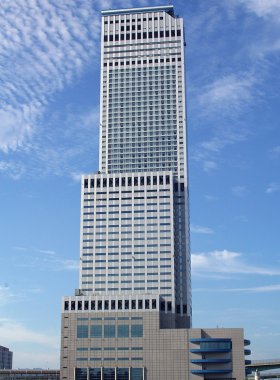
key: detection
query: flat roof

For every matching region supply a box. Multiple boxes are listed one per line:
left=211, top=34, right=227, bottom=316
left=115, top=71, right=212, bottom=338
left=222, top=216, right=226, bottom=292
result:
left=101, top=5, right=175, bottom=17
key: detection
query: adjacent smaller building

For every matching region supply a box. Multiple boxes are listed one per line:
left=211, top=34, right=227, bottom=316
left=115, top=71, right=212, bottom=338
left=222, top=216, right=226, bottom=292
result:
left=0, top=370, right=59, bottom=380
left=0, top=346, right=13, bottom=370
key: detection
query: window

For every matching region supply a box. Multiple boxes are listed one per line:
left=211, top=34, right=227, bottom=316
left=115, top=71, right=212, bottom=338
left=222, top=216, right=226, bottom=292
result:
left=118, top=325, right=129, bottom=338
left=77, top=325, right=88, bottom=338
left=131, top=325, right=143, bottom=337
left=90, top=325, right=102, bottom=338
left=131, top=369, right=143, bottom=379
left=104, top=325, right=115, bottom=338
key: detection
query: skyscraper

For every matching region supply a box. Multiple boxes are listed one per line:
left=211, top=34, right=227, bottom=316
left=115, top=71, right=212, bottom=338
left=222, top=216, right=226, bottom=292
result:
left=79, top=4, right=191, bottom=327
left=60, top=6, right=250, bottom=380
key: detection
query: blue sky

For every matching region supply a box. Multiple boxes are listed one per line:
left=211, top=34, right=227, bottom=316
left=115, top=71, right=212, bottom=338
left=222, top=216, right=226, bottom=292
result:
left=0, top=0, right=279, bottom=369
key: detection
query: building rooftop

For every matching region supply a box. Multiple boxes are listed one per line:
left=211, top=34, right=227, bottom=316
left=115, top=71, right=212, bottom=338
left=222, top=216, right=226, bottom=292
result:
left=101, top=5, right=175, bottom=17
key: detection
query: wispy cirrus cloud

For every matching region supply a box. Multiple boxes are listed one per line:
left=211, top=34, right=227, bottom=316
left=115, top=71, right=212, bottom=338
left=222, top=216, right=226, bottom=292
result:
left=198, top=74, right=257, bottom=119
left=0, top=0, right=100, bottom=153
left=194, top=284, right=280, bottom=292
left=266, top=183, right=280, bottom=194
left=204, top=195, right=218, bottom=201
left=269, top=146, right=280, bottom=159
left=190, top=224, right=214, bottom=234
left=232, top=186, right=248, bottom=197
left=0, top=0, right=104, bottom=179
left=234, top=0, right=280, bottom=18
left=192, top=250, right=280, bottom=276
left=12, top=246, right=79, bottom=270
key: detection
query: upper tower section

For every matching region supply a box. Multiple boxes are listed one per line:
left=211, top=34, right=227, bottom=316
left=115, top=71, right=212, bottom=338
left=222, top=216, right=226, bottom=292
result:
left=99, top=6, right=187, bottom=181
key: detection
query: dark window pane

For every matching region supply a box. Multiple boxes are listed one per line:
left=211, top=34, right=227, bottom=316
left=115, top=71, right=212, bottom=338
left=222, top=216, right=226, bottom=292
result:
left=91, top=325, right=102, bottom=338
left=118, top=325, right=129, bottom=338
left=104, top=325, right=115, bottom=338
left=77, top=325, right=88, bottom=338
left=131, top=325, right=143, bottom=337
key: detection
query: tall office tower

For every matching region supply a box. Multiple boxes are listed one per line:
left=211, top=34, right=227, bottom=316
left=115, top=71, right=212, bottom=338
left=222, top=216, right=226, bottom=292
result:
left=61, top=6, right=250, bottom=380
left=80, top=4, right=191, bottom=326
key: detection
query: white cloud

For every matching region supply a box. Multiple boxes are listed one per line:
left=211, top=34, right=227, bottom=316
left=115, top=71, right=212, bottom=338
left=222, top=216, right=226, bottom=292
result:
left=269, top=146, right=280, bottom=159
left=71, top=172, right=83, bottom=182
left=191, top=131, right=248, bottom=173
left=0, top=319, right=60, bottom=368
left=0, top=319, right=59, bottom=348
left=35, top=249, right=55, bottom=255
left=232, top=186, right=248, bottom=197
left=14, top=351, right=60, bottom=370
left=234, top=215, right=248, bottom=222
left=0, top=285, right=19, bottom=304
left=0, top=0, right=101, bottom=177
left=190, top=224, right=214, bottom=234
left=194, top=284, right=280, bottom=292
left=235, top=0, right=280, bottom=18
left=204, top=195, right=218, bottom=201
left=191, top=250, right=280, bottom=275
left=266, top=183, right=280, bottom=194
left=60, top=260, right=79, bottom=270
left=198, top=74, right=256, bottom=117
